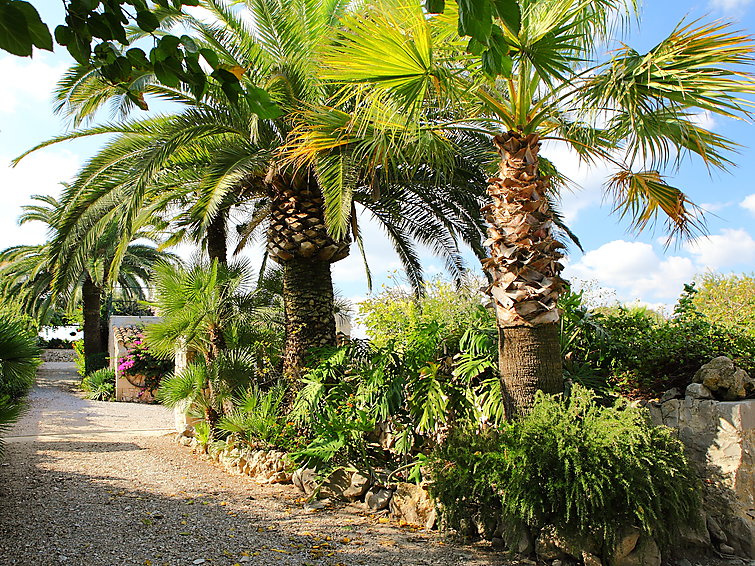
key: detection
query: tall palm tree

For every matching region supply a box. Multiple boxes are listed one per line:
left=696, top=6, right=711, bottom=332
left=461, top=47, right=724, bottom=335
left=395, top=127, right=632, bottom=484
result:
left=18, top=0, right=491, bottom=383
left=0, top=195, right=177, bottom=374
left=285, top=0, right=755, bottom=417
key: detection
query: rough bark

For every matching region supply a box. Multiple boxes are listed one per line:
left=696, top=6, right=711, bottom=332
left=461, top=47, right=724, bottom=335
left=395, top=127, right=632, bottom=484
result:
left=82, top=274, right=106, bottom=375
left=206, top=213, right=227, bottom=265
left=266, top=172, right=350, bottom=386
left=281, top=256, right=337, bottom=384
left=480, top=131, right=566, bottom=418
left=498, top=324, right=562, bottom=419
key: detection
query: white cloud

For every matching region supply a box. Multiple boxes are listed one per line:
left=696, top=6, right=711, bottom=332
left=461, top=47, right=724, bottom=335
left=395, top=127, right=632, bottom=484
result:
left=684, top=228, right=755, bottom=269
left=700, top=201, right=734, bottom=213
left=741, top=193, right=755, bottom=215
left=0, top=150, right=80, bottom=246
left=690, top=111, right=717, bottom=130
left=564, top=240, right=696, bottom=302
left=709, top=0, right=753, bottom=15
left=0, top=55, right=67, bottom=115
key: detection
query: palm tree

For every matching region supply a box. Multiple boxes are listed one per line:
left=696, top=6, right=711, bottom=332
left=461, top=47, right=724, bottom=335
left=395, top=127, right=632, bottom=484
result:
left=0, top=195, right=177, bottom=374
left=285, top=0, right=755, bottom=417
left=18, top=0, right=491, bottom=383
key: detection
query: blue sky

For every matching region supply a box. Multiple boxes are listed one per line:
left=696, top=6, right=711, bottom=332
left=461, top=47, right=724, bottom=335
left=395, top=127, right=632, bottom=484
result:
left=1, top=0, right=755, bottom=319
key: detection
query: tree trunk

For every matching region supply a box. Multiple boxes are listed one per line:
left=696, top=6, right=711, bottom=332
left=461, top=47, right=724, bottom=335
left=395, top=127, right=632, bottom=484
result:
left=82, top=274, right=106, bottom=375
left=206, top=213, right=227, bottom=265
left=499, top=323, right=562, bottom=419
left=266, top=172, right=350, bottom=387
left=281, top=256, right=337, bottom=383
left=480, top=131, right=566, bottom=418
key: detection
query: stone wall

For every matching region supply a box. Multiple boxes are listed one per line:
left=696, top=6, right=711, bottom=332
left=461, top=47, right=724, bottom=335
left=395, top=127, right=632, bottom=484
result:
left=40, top=349, right=76, bottom=362
left=648, top=397, right=755, bottom=558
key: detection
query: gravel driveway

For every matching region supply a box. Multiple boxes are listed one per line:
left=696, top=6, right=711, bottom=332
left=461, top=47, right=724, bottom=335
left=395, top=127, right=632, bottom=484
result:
left=0, top=363, right=513, bottom=566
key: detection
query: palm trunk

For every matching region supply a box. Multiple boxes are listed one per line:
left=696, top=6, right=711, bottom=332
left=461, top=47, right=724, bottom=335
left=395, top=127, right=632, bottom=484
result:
left=281, top=256, right=337, bottom=383
left=207, top=213, right=227, bottom=265
left=481, top=131, right=566, bottom=419
left=266, top=172, right=350, bottom=386
left=82, top=274, right=106, bottom=375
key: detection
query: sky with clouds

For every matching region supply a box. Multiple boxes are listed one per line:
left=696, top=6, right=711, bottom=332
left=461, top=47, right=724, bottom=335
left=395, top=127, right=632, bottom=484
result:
left=1, top=0, right=755, bottom=321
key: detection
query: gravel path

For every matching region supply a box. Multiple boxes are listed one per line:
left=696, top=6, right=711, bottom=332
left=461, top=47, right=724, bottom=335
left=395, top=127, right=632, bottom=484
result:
left=0, top=363, right=514, bottom=566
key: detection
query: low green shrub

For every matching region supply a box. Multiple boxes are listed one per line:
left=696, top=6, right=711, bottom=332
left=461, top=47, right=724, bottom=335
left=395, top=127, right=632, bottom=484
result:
left=429, top=385, right=699, bottom=546
left=563, top=284, right=755, bottom=396
left=81, top=368, right=115, bottom=401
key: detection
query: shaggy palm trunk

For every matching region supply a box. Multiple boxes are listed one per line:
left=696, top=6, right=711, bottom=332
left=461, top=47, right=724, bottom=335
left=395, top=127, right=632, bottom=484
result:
left=82, top=274, right=106, bottom=375
left=481, top=132, right=566, bottom=419
left=206, top=213, right=227, bottom=265
left=266, top=172, right=350, bottom=385
left=202, top=326, right=226, bottom=436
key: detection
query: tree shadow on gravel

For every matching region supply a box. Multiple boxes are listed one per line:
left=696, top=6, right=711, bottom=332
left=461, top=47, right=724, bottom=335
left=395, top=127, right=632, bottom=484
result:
left=0, top=439, right=515, bottom=566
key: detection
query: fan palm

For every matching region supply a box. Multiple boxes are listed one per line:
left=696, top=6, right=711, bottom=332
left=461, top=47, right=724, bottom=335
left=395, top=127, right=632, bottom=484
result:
left=286, top=0, right=755, bottom=417
left=0, top=195, right=177, bottom=374
left=18, top=0, right=491, bottom=384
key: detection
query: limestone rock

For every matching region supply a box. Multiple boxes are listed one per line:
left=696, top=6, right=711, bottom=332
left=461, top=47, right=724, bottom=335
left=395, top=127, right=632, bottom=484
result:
left=502, top=520, right=534, bottom=556
left=389, top=482, right=436, bottom=529
left=611, top=525, right=641, bottom=562
left=292, top=467, right=317, bottom=495
left=661, top=388, right=682, bottom=403
left=365, top=487, right=392, bottom=511
left=686, top=383, right=714, bottom=400
left=693, top=357, right=753, bottom=401
left=535, top=524, right=597, bottom=561
left=719, top=543, right=736, bottom=555
left=582, top=551, right=602, bottom=566
left=343, top=471, right=371, bottom=500
left=707, top=516, right=728, bottom=544
left=613, top=535, right=661, bottom=566
left=318, top=468, right=352, bottom=500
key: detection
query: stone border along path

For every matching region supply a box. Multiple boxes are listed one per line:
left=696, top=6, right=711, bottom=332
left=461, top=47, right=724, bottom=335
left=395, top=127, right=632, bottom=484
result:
left=0, top=362, right=518, bottom=566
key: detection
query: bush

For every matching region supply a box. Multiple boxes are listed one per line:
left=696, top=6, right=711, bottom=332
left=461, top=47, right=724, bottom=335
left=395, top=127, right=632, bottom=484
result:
left=38, top=337, right=77, bottom=349
left=429, top=385, right=699, bottom=546
left=81, top=368, right=115, bottom=401
left=0, top=317, right=41, bottom=455
left=117, top=326, right=172, bottom=392
left=564, top=284, right=755, bottom=396
left=692, top=272, right=755, bottom=337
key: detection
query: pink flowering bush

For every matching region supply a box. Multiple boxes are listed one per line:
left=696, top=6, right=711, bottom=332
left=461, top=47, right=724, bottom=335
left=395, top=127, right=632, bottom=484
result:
left=117, top=326, right=172, bottom=393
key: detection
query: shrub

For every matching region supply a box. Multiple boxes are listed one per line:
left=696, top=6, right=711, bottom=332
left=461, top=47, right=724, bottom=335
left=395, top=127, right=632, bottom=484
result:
left=564, top=284, right=755, bottom=396
left=81, top=368, right=116, bottom=401
left=692, top=272, right=755, bottom=337
left=117, top=326, right=173, bottom=392
left=429, top=385, right=699, bottom=546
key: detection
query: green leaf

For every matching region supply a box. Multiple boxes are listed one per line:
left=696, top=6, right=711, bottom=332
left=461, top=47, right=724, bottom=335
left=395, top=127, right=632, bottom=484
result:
left=67, top=35, right=92, bottom=64
left=126, top=89, right=149, bottom=111
left=126, top=47, right=150, bottom=69
left=54, top=25, right=72, bottom=46
left=180, top=34, right=198, bottom=54
left=135, top=10, right=160, bottom=33
left=0, top=3, right=33, bottom=56
left=425, top=0, right=444, bottom=14
left=246, top=87, right=282, bottom=120
left=14, top=1, right=53, bottom=51
left=87, top=12, right=115, bottom=40
left=492, top=0, right=520, bottom=34
left=199, top=47, right=219, bottom=69
left=457, top=0, right=492, bottom=42
left=103, top=10, right=128, bottom=43
left=153, top=60, right=181, bottom=87
left=154, top=34, right=181, bottom=60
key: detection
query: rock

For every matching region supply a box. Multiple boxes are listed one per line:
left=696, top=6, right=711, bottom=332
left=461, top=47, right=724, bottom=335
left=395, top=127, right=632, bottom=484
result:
left=502, top=520, right=534, bottom=556
left=552, top=560, right=564, bottom=566
left=582, top=552, right=602, bottom=566
left=720, top=543, right=736, bottom=555
left=365, top=487, right=392, bottom=511
left=292, top=467, right=317, bottom=496
left=611, top=525, right=642, bottom=561
left=708, top=516, right=728, bottom=544
left=675, top=559, right=692, bottom=566
left=661, top=388, right=682, bottom=403
left=613, top=535, right=661, bottom=566
left=686, top=383, right=714, bottom=400
left=318, top=468, right=352, bottom=500
left=343, top=471, right=371, bottom=500
left=693, top=357, right=753, bottom=401
left=676, top=508, right=710, bottom=549
left=389, top=482, right=436, bottom=529
left=535, top=524, right=596, bottom=561
left=491, top=537, right=505, bottom=549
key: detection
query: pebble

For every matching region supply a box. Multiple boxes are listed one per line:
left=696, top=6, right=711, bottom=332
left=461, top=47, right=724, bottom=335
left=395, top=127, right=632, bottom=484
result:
left=192, top=560, right=206, bottom=565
